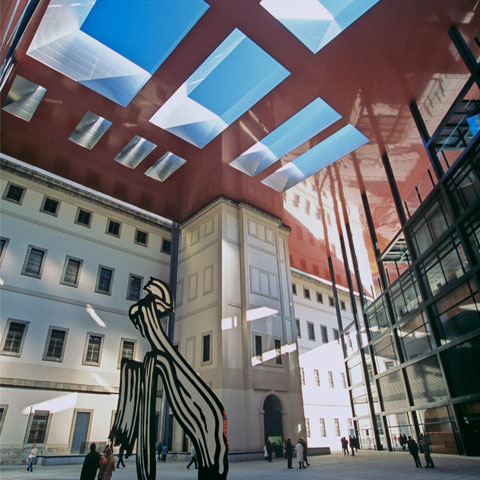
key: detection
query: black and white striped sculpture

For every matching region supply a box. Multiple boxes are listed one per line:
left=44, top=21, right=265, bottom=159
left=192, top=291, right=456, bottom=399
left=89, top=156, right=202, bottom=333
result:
left=109, top=278, right=229, bottom=480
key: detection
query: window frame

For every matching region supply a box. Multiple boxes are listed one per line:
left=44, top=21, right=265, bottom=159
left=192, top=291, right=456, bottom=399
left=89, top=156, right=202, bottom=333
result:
left=292, top=284, right=297, bottom=295
left=24, top=410, right=51, bottom=446
left=340, top=300, right=347, bottom=311
left=0, top=405, right=8, bottom=437
left=305, top=417, right=311, bottom=437
left=321, top=325, right=329, bottom=343
left=40, top=196, right=60, bottom=216
left=75, top=207, right=92, bottom=227
left=303, top=287, right=311, bottom=299
left=117, top=338, right=137, bottom=368
left=21, top=245, right=47, bottom=279
left=202, top=332, right=212, bottom=365
left=307, top=321, right=315, bottom=341
left=300, top=367, right=305, bottom=385
left=106, top=219, right=121, bottom=237
left=254, top=334, right=263, bottom=362
left=134, top=228, right=149, bottom=247
left=334, top=418, right=341, bottom=436
left=319, top=418, right=327, bottom=437
left=95, top=265, right=114, bottom=295
left=274, top=338, right=282, bottom=365
left=161, top=238, right=171, bottom=254
left=314, top=368, right=320, bottom=386
left=3, top=182, right=25, bottom=204
left=60, top=255, right=83, bottom=287
left=328, top=370, right=335, bottom=388
left=316, top=292, right=323, bottom=303
left=328, top=295, right=335, bottom=307
left=0, top=237, right=9, bottom=267
left=295, top=319, right=301, bottom=338
left=126, top=274, right=144, bottom=301
left=1, top=319, right=29, bottom=357
left=82, top=332, right=105, bottom=366
left=42, top=326, right=68, bottom=362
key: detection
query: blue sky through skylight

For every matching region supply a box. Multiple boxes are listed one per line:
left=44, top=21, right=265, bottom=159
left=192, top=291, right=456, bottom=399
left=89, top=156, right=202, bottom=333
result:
left=150, top=29, right=290, bottom=148
left=230, top=97, right=341, bottom=176
left=260, top=0, right=380, bottom=53
left=261, top=124, right=369, bottom=192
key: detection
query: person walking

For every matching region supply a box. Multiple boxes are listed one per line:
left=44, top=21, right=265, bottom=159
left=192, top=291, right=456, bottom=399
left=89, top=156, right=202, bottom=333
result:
left=116, top=445, right=126, bottom=468
left=419, top=434, right=435, bottom=468
left=341, top=436, right=349, bottom=455
left=349, top=435, right=355, bottom=456
left=265, top=439, right=273, bottom=462
left=285, top=438, right=294, bottom=469
left=161, top=444, right=168, bottom=462
left=26, top=444, right=37, bottom=472
left=299, top=438, right=310, bottom=466
left=157, top=442, right=162, bottom=462
left=186, top=444, right=198, bottom=469
left=407, top=436, right=422, bottom=468
left=80, top=443, right=101, bottom=480
left=99, top=447, right=116, bottom=480
left=295, top=439, right=305, bottom=469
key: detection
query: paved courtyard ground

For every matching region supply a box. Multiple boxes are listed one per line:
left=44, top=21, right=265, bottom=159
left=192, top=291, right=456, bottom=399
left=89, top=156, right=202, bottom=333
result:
left=1, top=450, right=479, bottom=480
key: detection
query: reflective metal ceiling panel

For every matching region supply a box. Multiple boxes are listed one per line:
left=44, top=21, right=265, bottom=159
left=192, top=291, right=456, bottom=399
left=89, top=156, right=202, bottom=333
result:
left=144, top=152, right=187, bottom=182
left=68, top=111, right=112, bottom=150
left=114, top=136, right=157, bottom=169
left=2, top=75, right=46, bottom=122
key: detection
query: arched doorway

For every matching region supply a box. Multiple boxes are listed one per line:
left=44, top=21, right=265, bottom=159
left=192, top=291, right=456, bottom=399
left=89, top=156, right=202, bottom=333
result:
left=263, top=395, right=283, bottom=456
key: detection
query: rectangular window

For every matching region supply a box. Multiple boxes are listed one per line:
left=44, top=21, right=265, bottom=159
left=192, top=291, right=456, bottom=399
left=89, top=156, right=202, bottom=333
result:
left=161, top=239, right=171, bottom=254
left=255, top=335, right=262, bottom=361
left=319, top=418, right=326, bottom=437
left=1, top=320, right=28, bottom=356
left=340, top=300, right=347, bottom=311
left=96, top=266, right=114, bottom=294
left=334, top=418, right=341, bottom=436
left=118, top=338, right=136, bottom=367
left=307, top=322, right=315, bottom=341
left=135, top=229, right=148, bottom=246
left=300, top=367, right=305, bottom=385
left=27, top=411, right=49, bottom=444
left=106, top=219, right=121, bottom=237
left=275, top=339, right=282, bottom=364
left=295, top=319, right=301, bottom=338
left=43, top=328, right=67, bottom=362
left=321, top=325, right=328, bottom=343
left=76, top=208, right=92, bottom=227
left=305, top=418, right=311, bottom=437
left=83, top=334, right=104, bottom=365
left=292, top=284, right=297, bottom=295
left=61, top=256, right=82, bottom=286
left=127, top=274, right=143, bottom=300
left=328, top=371, right=334, bottom=388
left=316, top=292, right=323, bottom=303
left=0, top=237, right=9, bottom=266
left=3, top=183, right=25, bottom=203
left=0, top=406, right=7, bottom=437
left=314, top=369, right=320, bottom=386
left=22, top=246, right=46, bottom=278
left=333, top=328, right=340, bottom=343
left=202, top=334, right=211, bottom=363
left=40, top=197, right=59, bottom=215
left=341, top=372, right=347, bottom=388
left=304, top=287, right=311, bottom=299
left=329, top=296, right=335, bottom=307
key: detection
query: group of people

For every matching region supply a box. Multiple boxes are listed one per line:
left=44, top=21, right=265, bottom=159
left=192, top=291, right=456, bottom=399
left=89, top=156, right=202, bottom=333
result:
left=340, top=435, right=358, bottom=456
left=80, top=443, right=118, bottom=480
left=156, top=442, right=168, bottom=462
left=265, top=438, right=310, bottom=469
left=407, top=434, right=435, bottom=468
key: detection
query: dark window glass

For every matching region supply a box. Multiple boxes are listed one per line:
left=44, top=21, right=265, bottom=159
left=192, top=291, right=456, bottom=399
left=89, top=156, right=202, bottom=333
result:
left=321, top=325, right=328, bottom=343
left=41, top=197, right=59, bottom=215
left=340, top=300, right=346, bottom=311
left=135, top=229, right=148, bottom=245
left=5, top=184, right=24, bottom=202
left=372, top=334, right=397, bottom=373
left=97, top=267, right=113, bottom=294
left=316, top=292, right=323, bottom=303
left=333, top=328, right=340, bottom=342
left=0, top=238, right=7, bottom=257
left=46, top=329, right=66, bottom=360
left=127, top=275, right=142, bottom=300
left=85, top=335, right=102, bottom=364
left=3, top=322, right=26, bottom=353
left=27, top=411, right=49, bottom=444
left=255, top=335, right=262, bottom=360
left=304, top=288, right=310, bottom=299
left=295, top=319, right=301, bottom=338
left=329, top=296, right=334, bottom=307
left=24, top=248, right=45, bottom=276
left=121, top=340, right=135, bottom=361
left=378, top=370, right=408, bottom=411
left=162, top=239, right=171, bottom=254
left=203, top=334, right=211, bottom=363
left=307, top=322, right=315, bottom=341
left=77, top=209, right=91, bottom=226
left=398, top=312, right=434, bottom=360
left=292, top=284, right=297, bottom=295
left=275, top=339, right=282, bottom=364
left=107, top=220, right=120, bottom=236
left=63, top=258, right=81, bottom=285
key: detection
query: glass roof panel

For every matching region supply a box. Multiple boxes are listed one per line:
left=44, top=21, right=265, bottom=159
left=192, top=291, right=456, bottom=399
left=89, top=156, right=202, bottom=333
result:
left=145, top=152, right=187, bottom=182
left=2, top=75, right=46, bottom=122
left=80, top=0, right=209, bottom=74
left=68, top=112, right=112, bottom=150
left=261, top=124, right=369, bottom=192
left=150, top=29, right=290, bottom=148
left=229, top=97, right=341, bottom=176
left=27, top=0, right=208, bottom=106
left=114, top=136, right=157, bottom=169
left=260, top=0, right=380, bottom=53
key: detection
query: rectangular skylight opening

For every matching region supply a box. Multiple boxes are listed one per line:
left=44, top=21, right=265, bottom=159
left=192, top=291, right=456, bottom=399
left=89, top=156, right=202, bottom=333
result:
left=150, top=28, right=290, bottom=148
left=261, top=124, right=369, bottom=192
left=260, top=0, right=380, bottom=53
left=2, top=75, right=46, bottom=122
left=230, top=97, right=341, bottom=176
left=144, top=152, right=187, bottom=182
left=114, top=136, right=157, bottom=169
left=68, top=111, right=112, bottom=150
